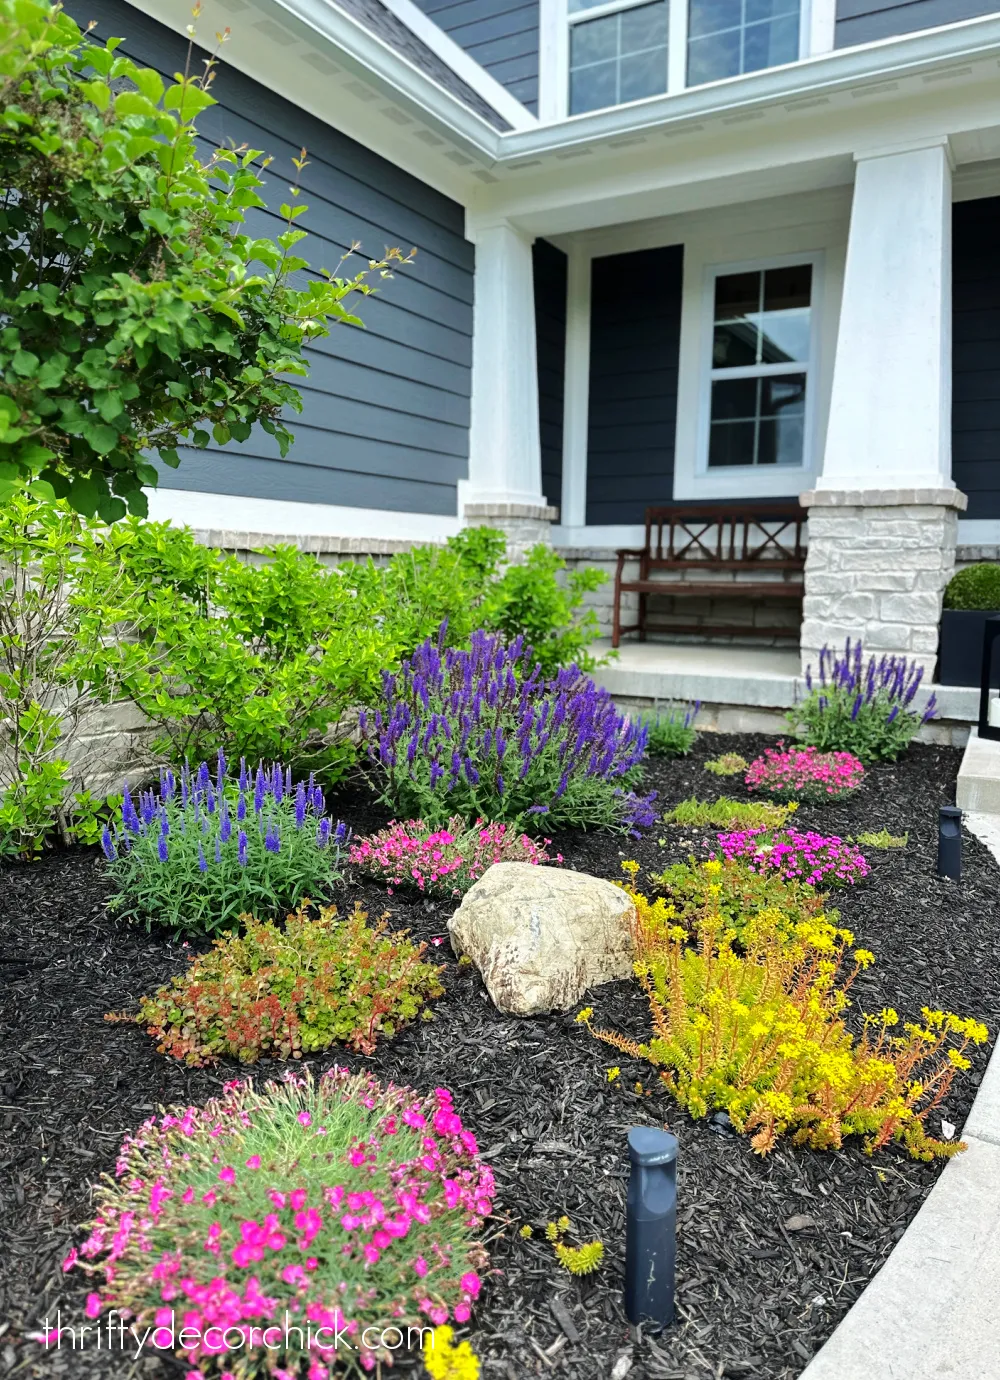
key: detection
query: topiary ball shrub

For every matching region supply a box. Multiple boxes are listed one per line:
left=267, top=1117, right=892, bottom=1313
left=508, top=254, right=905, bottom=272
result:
left=103, top=753, right=346, bottom=934
left=359, top=627, right=654, bottom=835
left=944, top=562, right=1000, bottom=611
left=349, top=817, right=560, bottom=897
left=745, top=745, right=865, bottom=803
left=63, top=1068, right=494, bottom=1376
left=114, top=902, right=445, bottom=1065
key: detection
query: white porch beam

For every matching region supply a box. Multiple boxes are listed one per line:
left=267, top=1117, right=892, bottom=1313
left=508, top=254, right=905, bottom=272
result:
left=819, top=140, right=953, bottom=491
left=464, top=221, right=546, bottom=510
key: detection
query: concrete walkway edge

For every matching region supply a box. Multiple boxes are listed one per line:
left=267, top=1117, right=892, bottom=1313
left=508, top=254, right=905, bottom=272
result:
left=799, top=816, right=1000, bottom=1380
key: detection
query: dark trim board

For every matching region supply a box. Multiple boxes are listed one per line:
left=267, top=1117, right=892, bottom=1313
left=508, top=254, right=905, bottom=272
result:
left=534, top=240, right=568, bottom=512
left=953, top=196, right=1000, bottom=521
left=63, top=0, right=475, bottom=517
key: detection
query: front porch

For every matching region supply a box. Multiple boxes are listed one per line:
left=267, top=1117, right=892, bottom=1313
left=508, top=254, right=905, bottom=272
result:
left=588, top=639, right=978, bottom=748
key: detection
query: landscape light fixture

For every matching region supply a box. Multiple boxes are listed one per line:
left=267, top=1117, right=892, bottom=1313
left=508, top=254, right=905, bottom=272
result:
left=937, top=804, right=962, bottom=882
left=624, top=1125, right=677, bottom=1329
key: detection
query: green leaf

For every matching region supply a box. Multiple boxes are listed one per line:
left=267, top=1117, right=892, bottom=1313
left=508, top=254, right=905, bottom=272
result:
left=94, top=391, right=124, bottom=423
left=67, top=475, right=101, bottom=517
left=131, top=68, right=165, bottom=104
left=114, top=91, right=158, bottom=118
left=11, top=349, right=39, bottom=377
left=158, top=447, right=181, bottom=469
left=162, top=81, right=216, bottom=122
left=140, top=206, right=172, bottom=235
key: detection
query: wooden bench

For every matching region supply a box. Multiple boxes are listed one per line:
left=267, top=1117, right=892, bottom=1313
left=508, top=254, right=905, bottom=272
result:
left=611, top=502, right=806, bottom=648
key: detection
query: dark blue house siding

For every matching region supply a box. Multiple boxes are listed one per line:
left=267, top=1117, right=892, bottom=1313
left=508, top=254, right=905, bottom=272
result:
left=835, top=0, right=997, bottom=48
left=410, top=0, right=540, bottom=113
left=585, top=246, right=683, bottom=526
left=64, top=0, right=474, bottom=516
left=953, top=196, right=1000, bottom=521
left=533, top=240, right=568, bottom=511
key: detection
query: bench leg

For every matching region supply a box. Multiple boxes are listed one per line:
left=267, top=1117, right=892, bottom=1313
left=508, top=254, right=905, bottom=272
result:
left=612, top=578, right=622, bottom=649
left=638, top=589, right=648, bottom=643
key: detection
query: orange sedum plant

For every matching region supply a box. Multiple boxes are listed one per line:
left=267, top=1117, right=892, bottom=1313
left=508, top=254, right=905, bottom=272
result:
left=110, top=902, right=444, bottom=1065
left=588, top=861, right=987, bottom=1161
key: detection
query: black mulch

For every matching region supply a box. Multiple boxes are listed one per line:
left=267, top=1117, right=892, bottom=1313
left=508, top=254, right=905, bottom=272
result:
left=2, top=733, right=999, bottom=1380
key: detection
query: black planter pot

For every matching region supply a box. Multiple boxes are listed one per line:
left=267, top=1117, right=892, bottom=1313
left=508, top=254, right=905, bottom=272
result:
left=938, top=608, right=1000, bottom=686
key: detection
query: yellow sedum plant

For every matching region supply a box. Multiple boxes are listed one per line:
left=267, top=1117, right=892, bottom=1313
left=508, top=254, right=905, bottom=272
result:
left=423, top=1325, right=480, bottom=1379
left=589, top=861, right=987, bottom=1161
left=662, top=796, right=797, bottom=830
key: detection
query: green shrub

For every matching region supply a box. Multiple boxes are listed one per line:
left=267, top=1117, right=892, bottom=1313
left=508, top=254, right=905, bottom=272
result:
left=704, top=752, right=749, bottom=777
left=116, top=902, right=444, bottom=1064
left=854, top=828, right=908, bottom=849
left=0, top=0, right=404, bottom=519
left=64, top=1068, right=494, bottom=1374
left=638, top=702, right=700, bottom=758
left=662, top=796, right=796, bottom=830
left=944, top=563, right=1000, bottom=611
left=479, top=544, right=607, bottom=674
left=103, top=755, right=345, bottom=934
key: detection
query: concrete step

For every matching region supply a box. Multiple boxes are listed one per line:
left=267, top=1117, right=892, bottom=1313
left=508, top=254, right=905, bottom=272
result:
left=956, top=729, right=1000, bottom=815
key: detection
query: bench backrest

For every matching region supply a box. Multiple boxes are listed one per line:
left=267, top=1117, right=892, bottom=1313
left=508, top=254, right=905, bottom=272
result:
left=642, top=503, right=806, bottom=571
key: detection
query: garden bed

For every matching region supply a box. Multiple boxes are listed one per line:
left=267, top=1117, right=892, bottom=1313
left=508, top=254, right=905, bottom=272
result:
left=1, top=732, right=997, bottom=1380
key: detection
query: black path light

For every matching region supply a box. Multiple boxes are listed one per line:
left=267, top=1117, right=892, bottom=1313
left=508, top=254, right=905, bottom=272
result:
left=624, top=1126, right=677, bottom=1329
left=938, top=805, right=962, bottom=882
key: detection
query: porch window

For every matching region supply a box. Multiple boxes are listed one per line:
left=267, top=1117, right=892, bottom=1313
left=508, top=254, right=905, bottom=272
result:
left=688, top=0, right=800, bottom=87
left=568, top=0, right=669, bottom=115
left=705, top=261, right=812, bottom=470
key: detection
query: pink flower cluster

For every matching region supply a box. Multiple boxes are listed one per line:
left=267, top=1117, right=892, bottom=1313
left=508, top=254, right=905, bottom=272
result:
left=716, top=827, right=870, bottom=887
left=350, top=816, right=561, bottom=897
left=60, top=1068, right=494, bottom=1376
left=745, top=745, right=865, bottom=803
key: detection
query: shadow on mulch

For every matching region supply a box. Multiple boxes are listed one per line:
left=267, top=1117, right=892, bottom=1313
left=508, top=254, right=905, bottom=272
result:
left=1, top=733, right=998, bottom=1380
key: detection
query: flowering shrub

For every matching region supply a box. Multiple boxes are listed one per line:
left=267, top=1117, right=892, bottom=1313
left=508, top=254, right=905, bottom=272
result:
left=112, top=903, right=444, bottom=1064
left=62, top=1067, right=494, bottom=1376
left=586, top=868, right=988, bottom=1160
left=716, top=827, right=870, bottom=888
left=641, top=857, right=829, bottom=947
left=793, top=640, right=936, bottom=762
left=662, top=796, right=797, bottom=830
left=638, top=702, right=700, bottom=758
left=103, top=754, right=345, bottom=934
left=745, top=745, right=865, bottom=803
left=359, top=628, right=653, bottom=834
left=350, top=817, right=560, bottom=897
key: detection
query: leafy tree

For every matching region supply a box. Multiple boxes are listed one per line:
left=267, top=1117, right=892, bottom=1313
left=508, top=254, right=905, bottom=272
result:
left=0, top=0, right=406, bottom=520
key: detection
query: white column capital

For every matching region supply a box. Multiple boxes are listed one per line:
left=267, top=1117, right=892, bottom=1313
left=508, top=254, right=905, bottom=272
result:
left=852, top=134, right=954, bottom=170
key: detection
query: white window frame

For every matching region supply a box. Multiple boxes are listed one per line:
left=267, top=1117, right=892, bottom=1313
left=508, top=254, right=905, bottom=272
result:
left=539, top=0, right=815, bottom=122
left=693, top=251, right=823, bottom=498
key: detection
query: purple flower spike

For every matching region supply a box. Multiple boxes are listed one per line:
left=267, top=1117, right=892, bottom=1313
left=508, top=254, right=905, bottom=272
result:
left=197, top=843, right=208, bottom=873
left=101, top=827, right=116, bottom=862
left=294, top=781, right=307, bottom=828
left=237, top=829, right=248, bottom=866
left=253, top=767, right=266, bottom=815
left=220, top=800, right=232, bottom=843
left=238, top=757, right=249, bottom=792
left=316, top=818, right=331, bottom=848
left=157, top=834, right=168, bottom=863
left=214, top=835, right=222, bottom=864
left=334, top=820, right=347, bottom=845
left=237, top=793, right=247, bottom=823
left=264, top=823, right=280, bottom=854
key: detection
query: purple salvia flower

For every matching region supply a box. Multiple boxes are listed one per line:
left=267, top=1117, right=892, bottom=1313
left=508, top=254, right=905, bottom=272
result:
left=312, top=784, right=325, bottom=813
left=157, top=834, right=168, bottom=863
left=237, top=792, right=247, bottom=823
left=214, top=835, right=222, bottom=864
left=264, top=823, right=280, bottom=854
left=237, top=829, right=248, bottom=866
left=197, top=843, right=207, bottom=873
left=253, top=767, right=266, bottom=814
left=101, top=827, right=116, bottom=862
left=316, top=818, right=331, bottom=848
left=122, top=784, right=140, bottom=834
left=294, top=782, right=307, bottom=828
left=238, top=757, right=248, bottom=792
left=334, top=820, right=347, bottom=845
left=220, top=801, right=232, bottom=842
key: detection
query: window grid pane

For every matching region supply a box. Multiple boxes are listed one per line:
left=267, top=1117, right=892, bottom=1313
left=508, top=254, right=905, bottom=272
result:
left=569, top=0, right=668, bottom=115
left=707, top=265, right=810, bottom=470
left=687, top=0, right=799, bottom=87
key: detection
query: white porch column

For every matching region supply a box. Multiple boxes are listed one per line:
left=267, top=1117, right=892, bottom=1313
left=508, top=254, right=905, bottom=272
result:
left=800, top=141, right=967, bottom=677
left=463, top=219, right=556, bottom=555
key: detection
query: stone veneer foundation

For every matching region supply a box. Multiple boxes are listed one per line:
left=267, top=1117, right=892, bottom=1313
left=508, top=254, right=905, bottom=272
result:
left=463, top=501, right=558, bottom=559
left=799, top=488, right=968, bottom=677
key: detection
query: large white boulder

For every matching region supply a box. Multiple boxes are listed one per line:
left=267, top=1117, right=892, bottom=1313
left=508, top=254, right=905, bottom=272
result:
left=447, top=862, right=637, bottom=1015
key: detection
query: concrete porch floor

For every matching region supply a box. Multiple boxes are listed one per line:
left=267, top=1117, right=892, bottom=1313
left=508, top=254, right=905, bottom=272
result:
left=590, top=639, right=978, bottom=745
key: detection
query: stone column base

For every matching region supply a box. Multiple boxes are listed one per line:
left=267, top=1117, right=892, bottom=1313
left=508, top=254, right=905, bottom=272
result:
left=799, top=487, right=968, bottom=678
left=463, top=501, right=559, bottom=561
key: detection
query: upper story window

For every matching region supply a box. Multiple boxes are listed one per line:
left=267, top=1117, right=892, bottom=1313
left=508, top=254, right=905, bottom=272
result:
left=688, top=0, right=800, bottom=86
left=568, top=0, right=669, bottom=115
left=557, top=0, right=804, bottom=118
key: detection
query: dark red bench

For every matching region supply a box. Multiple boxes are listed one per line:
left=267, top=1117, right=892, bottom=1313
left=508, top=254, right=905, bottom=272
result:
left=611, top=502, right=806, bottom=648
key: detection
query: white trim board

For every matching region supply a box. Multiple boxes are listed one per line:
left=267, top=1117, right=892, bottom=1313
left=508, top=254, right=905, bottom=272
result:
left=146, top=488, right=461, bottom=543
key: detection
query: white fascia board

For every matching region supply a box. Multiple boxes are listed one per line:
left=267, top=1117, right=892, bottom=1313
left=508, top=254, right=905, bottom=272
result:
left=378, top=0, right=537, bottom=130
left=495, top=14, right=1000, bottom=163
left=269, top=0, right=501, bottom=155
